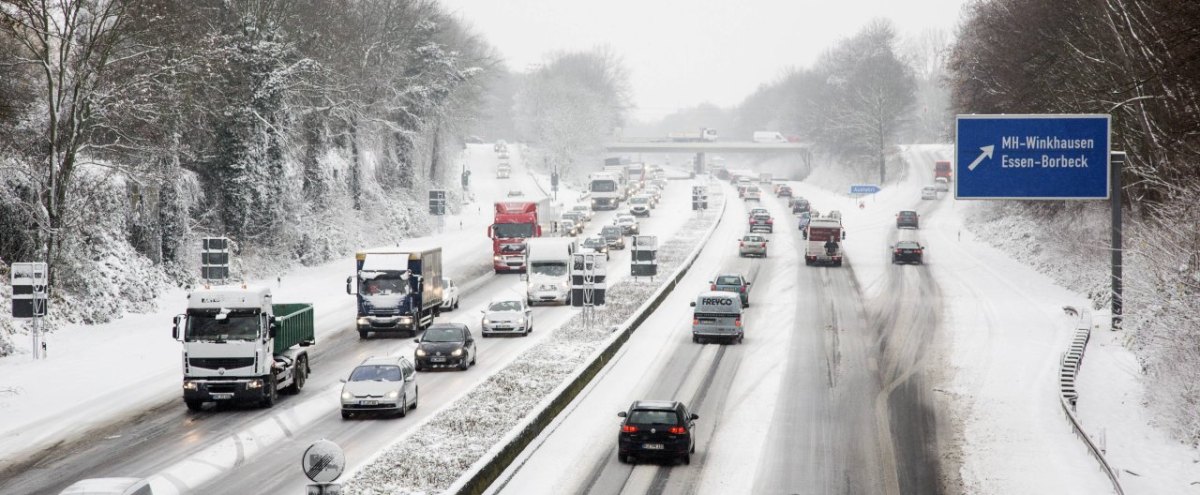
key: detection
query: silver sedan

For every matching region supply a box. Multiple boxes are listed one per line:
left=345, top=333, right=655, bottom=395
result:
left=738, top=234, right=769, bottom=257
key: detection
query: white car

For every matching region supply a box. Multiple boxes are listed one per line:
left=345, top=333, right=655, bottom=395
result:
left=743, top=185, right=762, bottom=201
left=340, top=356, right=418, bottom=419
left=934, top=177, right=950, bottom=192
left=481, top=298, right=533, bottom=337
left=921, top=186, right=938, bottom=200
left=628, top=195, right=652, bottom=217
left=59, top=478, right=154, bottom=495
left=580, top=236, right=611, bottom=260
left=440, top=277, right=459, bottom=311
left=571, top=204, right=593, bottom=222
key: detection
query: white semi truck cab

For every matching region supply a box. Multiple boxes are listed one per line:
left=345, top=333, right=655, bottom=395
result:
left=173, top=286, right=314, bottom=411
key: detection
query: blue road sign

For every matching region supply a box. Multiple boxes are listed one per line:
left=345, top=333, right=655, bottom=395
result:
left=850, top=184, right=881, bottom=195
left=956, top=114, right=1110, bottom=200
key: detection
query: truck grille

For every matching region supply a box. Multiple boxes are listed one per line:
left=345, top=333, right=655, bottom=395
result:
left=189, top=357, right=254, bottom=370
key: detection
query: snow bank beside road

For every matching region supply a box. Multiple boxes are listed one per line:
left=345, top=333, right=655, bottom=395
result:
left=343, top=192, right=726, bottom=495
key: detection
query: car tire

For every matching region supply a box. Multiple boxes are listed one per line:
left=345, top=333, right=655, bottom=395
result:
left=454, top=300, right=460, bottom=309
left=414, top=362, right=423, bottom=372
left=260, top=375, right=277, bottom=408
left=341, top=410, right=352, bottom=420
left=185, top=400, right=203, bottom=412
left=459, top=358, right=469, bottom=371
left=682, top=454, right=691, bottom=465
left=398, top=394, right=407, bottom=418
left=692, top=335, right=699, bottom=343
left=358, top=330, right=369, bottom=339
left=618, top=453, right=630, bottom=464
left=412, top=387, right=419, bottom=410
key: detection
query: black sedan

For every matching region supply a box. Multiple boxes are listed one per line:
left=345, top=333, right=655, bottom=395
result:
left=896, top=210, right=920, bottom=229
left=413, top=323, right=476, bottom=371
left=617, top=400, right=698, bottom=465
left=892, top=241, right=924, bottom=264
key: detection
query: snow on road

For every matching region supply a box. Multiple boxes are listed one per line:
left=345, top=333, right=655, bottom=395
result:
left=0, top=143, right=540, bottom=468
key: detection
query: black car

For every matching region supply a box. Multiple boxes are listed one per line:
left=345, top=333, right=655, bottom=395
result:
left=777, top=185, right=793, bottom=197
left=413, top=323, right=476, bottom=371
left=896, top=210, right=919, bottom=229
left=892, top=241, right=924, bottom=264
left=791, top=198, right=810, bottom=214
left=617, top=400, right=698, bottom=465
left=600, top=225, right=626, bottom=249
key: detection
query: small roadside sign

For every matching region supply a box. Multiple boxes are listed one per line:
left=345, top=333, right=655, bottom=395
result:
left=302, top=439, right=345, bottom=484
left=850, top=184, right=880, bottom=195
left=956, top=114, right=1110, bottom=200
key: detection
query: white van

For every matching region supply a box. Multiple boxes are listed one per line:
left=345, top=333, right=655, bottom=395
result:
left=523, top=238, right=575, bottom=305
left=921, top=186, right=938, bottom=200
left=752, top=131, right=788, bottom=143
left=690, top=291, right=744, bottom=344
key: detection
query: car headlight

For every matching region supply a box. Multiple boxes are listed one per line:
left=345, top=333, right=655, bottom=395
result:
left=357, top=317, right=369, bottom=326
left=415, top=348, right=426, bottom=357
left=482, top=318, right=491, bottom=325
left=517, top=317, right=526, bottom=324
left=246, top=379, right=263, bottom=389
left=451, top=348, right=463, bottom=357
left=183, top=381, right=198, bottom=391
left=493, top=255, right=502, bottom=261
left=341, top=390, right=353, bottom=401
left=385, top=390, right=400, bottom=399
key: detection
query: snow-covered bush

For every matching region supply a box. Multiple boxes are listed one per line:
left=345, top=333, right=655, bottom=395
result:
left=343, top=195, right=725, bottom=494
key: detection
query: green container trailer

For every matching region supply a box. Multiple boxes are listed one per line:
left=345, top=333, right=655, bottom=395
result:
left=272, top=303, right=315, bottom=354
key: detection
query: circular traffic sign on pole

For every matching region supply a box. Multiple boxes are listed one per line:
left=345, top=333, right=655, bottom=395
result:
left=301, top=439, right=345, bottom=483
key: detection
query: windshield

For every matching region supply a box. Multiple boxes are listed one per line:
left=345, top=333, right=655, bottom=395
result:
left=628, top=410, right=680, bottom=426
left=573, top=206, right=588, bottom=212
left=744, top=236, right=764, bottom=242
left=493, top=223, right=535, bottom=238
left=185, top=311, right=261, bottom=341
left=530, top=262, right=568, bottom=277
left=716, top=276, right=742, bottom=285
left=422, top=326, right=464, bottom=343
left=631, top=196, right=648, bottom=204
left=488, top=301, right=522, bottom=312
left=584, top=238, right=604, bottom=248
left=349, top=365, right=402, bottom=382
left=602, top=227, right=621, bottom=237
left=591, top=181, right=617, bottom=192
left=361, top=272, right=409, bottom=296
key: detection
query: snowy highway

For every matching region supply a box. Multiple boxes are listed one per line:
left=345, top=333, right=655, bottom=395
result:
left=491, top=170, right=943, bottom=495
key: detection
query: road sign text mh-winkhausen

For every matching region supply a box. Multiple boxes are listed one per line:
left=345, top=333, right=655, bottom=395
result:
left=955, top=114, right=1110, bottom=200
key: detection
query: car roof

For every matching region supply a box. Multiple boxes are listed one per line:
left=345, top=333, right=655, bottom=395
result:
left=428, top=322, right=467, bottom=330
left=359, top=355, right=404, bottom=366
left=899, top=210, right=917, bottom=214
left=584, top=236, right=604, bottom=242
left=630, top=400, right=681, bottom=411
left=896, top=240, right=921, bottom=247
left=715, top=273, right=744, bottom=281
left=488, top=297, right=522, bottom=305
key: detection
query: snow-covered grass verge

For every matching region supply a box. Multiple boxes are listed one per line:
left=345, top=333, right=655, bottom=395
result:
left=342, top=192, right=727, bottom=495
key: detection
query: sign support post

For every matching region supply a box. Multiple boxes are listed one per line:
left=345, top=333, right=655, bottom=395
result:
left=1111, top=151, right=1124, bottom=330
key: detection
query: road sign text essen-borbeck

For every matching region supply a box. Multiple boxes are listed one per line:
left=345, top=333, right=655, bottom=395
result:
left=955, top=114, right=1110, bottom=200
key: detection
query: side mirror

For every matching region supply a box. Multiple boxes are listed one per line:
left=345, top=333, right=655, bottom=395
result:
left=413, top=338, right=421, bottom=343
left=172, top=314, right=184, bottom=340
left=268, top=317, right=278, bottom=338
left=339, top=378, right=347, bottom=383
left=690, top=413, right=699, bottom=420
left=480, top=309, right=486, bottom=314
left=617, top=411, right=627, bottom=418
left=405, top=374, right=416, bottom=382
left=689, top=301, right=696, bottom=307
left=345, top=275, right=356, bottom=295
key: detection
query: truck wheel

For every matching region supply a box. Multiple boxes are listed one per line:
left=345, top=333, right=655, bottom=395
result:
left=185, top=400, right=203, bottom=412
left=359, top=330, right=369, bottom=339
left=261, top=376, right=277, bottom=408
left=286, top=356, right=307, bottom=394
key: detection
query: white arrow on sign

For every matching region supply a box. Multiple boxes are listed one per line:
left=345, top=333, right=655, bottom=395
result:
left=967, top=145, right=995, bottom=171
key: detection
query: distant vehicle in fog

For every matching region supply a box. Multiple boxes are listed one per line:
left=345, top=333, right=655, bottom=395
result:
left=752, top=131, right=787, bottom=143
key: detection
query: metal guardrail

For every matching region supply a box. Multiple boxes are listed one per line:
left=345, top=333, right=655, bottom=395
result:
left=1057, top=307, right=1124, bottom=495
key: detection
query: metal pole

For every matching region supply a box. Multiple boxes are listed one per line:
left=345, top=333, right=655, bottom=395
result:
left=1111, top=151, right=1124, bottom=330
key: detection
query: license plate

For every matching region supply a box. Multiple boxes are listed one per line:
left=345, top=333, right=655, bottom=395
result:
left=359, top=400, right=377, bottom=406
left=211, top=393, right=234, bottom=400
left=642, top=443, right=664, bottom=450
left=430, top=357, right=446, bottom=363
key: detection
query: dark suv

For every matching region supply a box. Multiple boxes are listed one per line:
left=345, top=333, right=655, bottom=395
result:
left=600, top=225, right=626, bottom=249
left=617, top=400, right=698, bottom=465
left=791, top=198, right=810, bottom=214
left=896, top=210, right=919, bottom=229
left=892, top=240, right=924, bottom=264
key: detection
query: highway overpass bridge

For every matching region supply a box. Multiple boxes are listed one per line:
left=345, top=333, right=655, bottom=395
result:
left=603, top=140, right=812, bottom=172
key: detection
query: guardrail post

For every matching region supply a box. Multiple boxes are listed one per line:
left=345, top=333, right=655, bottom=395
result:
left=1110, top=151, right=1124, bottom=330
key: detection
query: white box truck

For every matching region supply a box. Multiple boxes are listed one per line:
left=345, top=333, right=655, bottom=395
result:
left=523, top=237, right=576, bottom=305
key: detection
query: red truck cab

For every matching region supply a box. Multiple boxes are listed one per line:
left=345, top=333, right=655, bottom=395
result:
left=489, top=202, right=541, bottom=273
left=934, top=160, right=952, bottom=181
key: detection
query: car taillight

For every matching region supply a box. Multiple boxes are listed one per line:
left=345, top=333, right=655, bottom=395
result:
left=622, top=425, right=638, bottom=433
left=761, top=243, right=767, bottom=248
left=739, top=286, right=746, bottom=292
left=767, top=219, right=773, bottom=224
left=916, top=249, right=923, bottom=254
left=668, top=426, right=687, bottom=435
left=894, top=249, right=901, bottom=254
left=710, top=284, right=716, bottom=290
left=739, top=241, right=744, bottom=247
left=692, top=318, right=699, bottom=325
left=734, top=318, right=742, bottom=327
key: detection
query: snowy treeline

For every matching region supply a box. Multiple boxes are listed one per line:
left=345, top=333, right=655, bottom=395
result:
left=477, top=48, right=631, bottom=183
left=0, top=0, right=494, bottom=352
left=948, top=1, right=1200, bottom=445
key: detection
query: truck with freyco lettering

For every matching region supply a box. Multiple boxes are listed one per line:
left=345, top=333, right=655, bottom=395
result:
left=490, top=201, right=542, bottom=273
left=173, top=286, right=314, bottom=411
left=690, top=291, right=744, bottom=344
left=589, top=172, right=622, bottom=210
left=804, top=218, right=846, bottom=267
left=347, top=246, right=444, bottom=338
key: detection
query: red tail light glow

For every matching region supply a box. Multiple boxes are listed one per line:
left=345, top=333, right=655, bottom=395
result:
left=622, top=425, right=638, bottom=433
left=739, top=241, right=744, bottom=247
left=692, top=318, right=699, bottom=325
left=894, top=249, right=901, bottom=254
left=739, top=286, right=746, bottom=292
left=710, top=284, right=716, bottom=290
left=734, top=318, right=743, bottom=327
left=668, top=426, right=687, bottom=435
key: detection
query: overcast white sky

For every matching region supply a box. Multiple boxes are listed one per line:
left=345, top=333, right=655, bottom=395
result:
left=438, top=0, right=970, bottom=122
